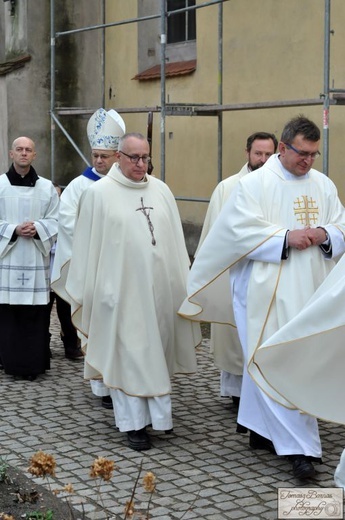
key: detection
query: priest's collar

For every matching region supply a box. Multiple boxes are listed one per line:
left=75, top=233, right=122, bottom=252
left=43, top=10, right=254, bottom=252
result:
left=108, top=163, right=149, bottom=188
left=6, top=164, right=39, bottom=186
left=276, top=154, right=310, bottom=180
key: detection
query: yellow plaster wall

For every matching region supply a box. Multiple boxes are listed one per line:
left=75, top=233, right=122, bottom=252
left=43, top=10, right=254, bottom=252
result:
left=105, top=0, right=345, bottom=227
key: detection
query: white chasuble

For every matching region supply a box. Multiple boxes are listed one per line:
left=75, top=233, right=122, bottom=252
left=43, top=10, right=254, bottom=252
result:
left=255, top=251, right=345, bottom=425
left=66, top=164, right=200, bottom=397
left=179, top=154, right=345, bottom=424
left=196, top=164, right=249, bottom=377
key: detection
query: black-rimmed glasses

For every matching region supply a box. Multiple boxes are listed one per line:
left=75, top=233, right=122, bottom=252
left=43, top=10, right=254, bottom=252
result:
left=119, top=151, right=151, bottom=165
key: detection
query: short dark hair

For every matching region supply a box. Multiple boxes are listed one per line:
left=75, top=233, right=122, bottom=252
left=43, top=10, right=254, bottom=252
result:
left=246, top=132, right=278, bottom=152
left=281, top=115, right=320, bottom=144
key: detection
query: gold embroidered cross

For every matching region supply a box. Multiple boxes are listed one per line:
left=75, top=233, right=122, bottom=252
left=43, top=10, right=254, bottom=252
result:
left=136, top=197, right=156, bottom=246
left=294, top=195, right=319, bottom=226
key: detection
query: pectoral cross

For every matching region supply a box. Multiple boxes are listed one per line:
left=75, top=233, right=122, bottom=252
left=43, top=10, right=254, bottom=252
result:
left=294, top=195, right=319, bottom=226
left=18, top=272, right=30, bottom=286
left=136, top=197, right=156, bottom=246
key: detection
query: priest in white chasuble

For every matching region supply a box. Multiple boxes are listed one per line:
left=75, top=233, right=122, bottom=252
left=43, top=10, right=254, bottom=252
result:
left=0, top=137, right=59, bottom=380
left=66, top=133, right=201, bottom=451
left=179, top=115, right=345, bottom=480
left=196, top=131, right=278, bottom=406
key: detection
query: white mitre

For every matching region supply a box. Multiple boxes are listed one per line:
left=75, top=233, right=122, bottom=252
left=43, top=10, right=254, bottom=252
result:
left=87, top=108, right=126, bottom=150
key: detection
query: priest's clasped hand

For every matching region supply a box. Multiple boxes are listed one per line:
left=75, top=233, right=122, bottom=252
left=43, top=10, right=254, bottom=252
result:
left=306, top=226, right=328, bottom=246
left=288, top=227, right=327, bottom=250
left=15, top=220, right=37, bottom=238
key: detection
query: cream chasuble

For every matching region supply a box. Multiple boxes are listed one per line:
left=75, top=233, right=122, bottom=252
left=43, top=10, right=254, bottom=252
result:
left=66, top=164, right=200, bottom=397
left=197, top=163, right=250, bottom=249
left=179, top=154, right=345, bottom=424
left=255, top=250, right=345, bottom=425
left=196, top=164, right=250, bottom=378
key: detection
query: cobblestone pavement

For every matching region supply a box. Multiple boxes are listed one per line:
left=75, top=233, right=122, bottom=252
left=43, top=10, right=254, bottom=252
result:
left=1, top=306, right=345, bottom=519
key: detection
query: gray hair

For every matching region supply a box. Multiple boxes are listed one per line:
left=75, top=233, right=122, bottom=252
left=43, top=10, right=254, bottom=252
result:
left=117, top=133, right=147, bottom=152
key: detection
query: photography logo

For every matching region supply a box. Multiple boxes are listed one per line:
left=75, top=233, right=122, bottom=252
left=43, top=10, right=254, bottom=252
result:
left=278, top=488, right=343, bottom=519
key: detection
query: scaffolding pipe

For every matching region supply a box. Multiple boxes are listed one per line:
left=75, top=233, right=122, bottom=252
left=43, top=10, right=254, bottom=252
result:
left=49, top=0, right=341, bottom=205
left=217, top=2, right=223, bottom=184
left=160, top=0, right=166, bottom=182
left=323, top=0, right=331, bottom=176
left=50, top=0, right=55, bottom=182
left=193, top=98, right=330, bottom=112
left=55, top=98, right=332, bottom=117
left=101, top=0, right=105, bottom=108
left=54, top=0, right=230, bottom=38
left=51, top=112, right=91, bottom=167
left=330, top=88, right=345, bottom=93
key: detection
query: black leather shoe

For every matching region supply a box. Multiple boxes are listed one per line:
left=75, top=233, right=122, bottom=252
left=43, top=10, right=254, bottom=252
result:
left=65, top=348, right=84, bottom=360
left=127, top=428, right=151, bottom=451
left=232, top=396, right=240, bottom=408
left=102, top=396, right=113, bottom=409
left=290, top=456, right=315, bottom=479
left=249, top=431, right=276, bottom=454
left=22, top=374, right=37, bottom=381
left=237, top=423, right=248, bottom=434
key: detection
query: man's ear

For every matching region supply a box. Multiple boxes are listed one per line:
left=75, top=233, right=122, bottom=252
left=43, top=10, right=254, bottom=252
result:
left=278, top=141, right=286, bottom=155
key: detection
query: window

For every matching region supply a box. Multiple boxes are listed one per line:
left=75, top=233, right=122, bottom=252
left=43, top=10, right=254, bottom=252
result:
left=136, top=0, right=197, bottom=81
left=167, top=0, right=196, bottom=44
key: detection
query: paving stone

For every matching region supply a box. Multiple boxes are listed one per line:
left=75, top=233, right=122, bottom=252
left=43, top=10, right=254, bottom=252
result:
left=0, top=306, right=343, bottom=519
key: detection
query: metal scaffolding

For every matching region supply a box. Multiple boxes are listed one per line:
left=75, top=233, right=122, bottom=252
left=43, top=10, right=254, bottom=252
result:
left=50, top=0, right=344, bottom=194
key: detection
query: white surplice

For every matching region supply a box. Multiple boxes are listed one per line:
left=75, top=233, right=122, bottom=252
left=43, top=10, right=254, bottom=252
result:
left=0, top=175, right=59, bottom=304
left=51, top=170, right=103, bottom=295
left=179, top=154, right=345, bottom=456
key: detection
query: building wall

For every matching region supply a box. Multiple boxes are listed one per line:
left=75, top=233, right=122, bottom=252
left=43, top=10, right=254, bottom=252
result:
left=1, top=1, right=344, bottom=255
left=1, top=1, right=52, bottom=174
left=0, top=0, right=105, bottom=184
left=105, top=0, right=345, bottom=254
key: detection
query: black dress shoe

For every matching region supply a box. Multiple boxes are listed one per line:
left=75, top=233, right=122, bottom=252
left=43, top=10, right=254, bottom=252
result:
left=65, top=348, right=84, bottom=360
left=102, top=396, right=113, bottom=409
left=290, top=455, right=316, bottom=479
left=232, top=395, right=240, bottom=408
left=127, top=428, right=151, bottom=451
left=237, top=423, right=248, bottom=434
left=249, top=430, right=276, bottom=454
left=22, top=374, right=37, bottom=381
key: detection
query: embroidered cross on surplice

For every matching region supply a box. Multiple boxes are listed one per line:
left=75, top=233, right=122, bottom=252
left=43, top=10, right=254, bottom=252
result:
left=18, top=272, right=30, bottom=286
left=294, top=195, right=319, bottom=226
left=136, top=197, right=156, bottom=246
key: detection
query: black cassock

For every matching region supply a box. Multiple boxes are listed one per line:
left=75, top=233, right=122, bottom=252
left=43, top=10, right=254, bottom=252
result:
left=0, top=304, right=51, bottom=377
